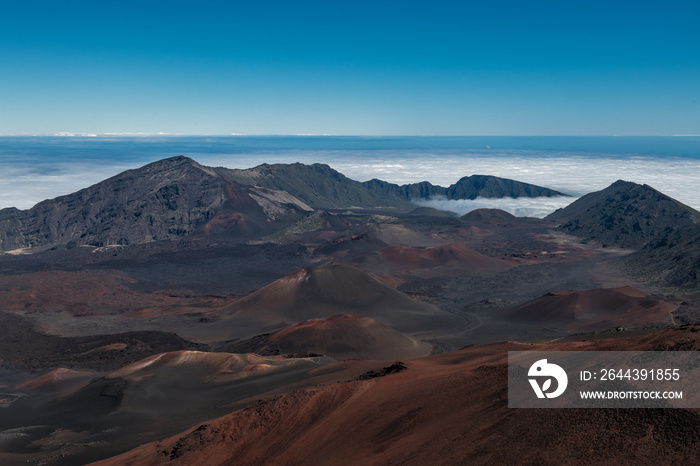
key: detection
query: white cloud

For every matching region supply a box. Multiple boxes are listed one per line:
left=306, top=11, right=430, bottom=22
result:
left=53, top=132, right=98, bottom=137
left=412, top=196, right=576, bottom=218
left=3, top=147, right=700, bottom=213
left=325, top=151, right=700, bottom=210
left=0, top=164, right=135, bottom=210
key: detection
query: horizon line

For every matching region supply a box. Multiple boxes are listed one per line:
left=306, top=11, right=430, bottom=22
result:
left=0, top=133, right=697, bottom=138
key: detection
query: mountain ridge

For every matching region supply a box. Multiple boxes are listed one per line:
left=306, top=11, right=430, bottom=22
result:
left=216, top=162, right=412, bottom=210
left=0, top=157, right=573, bottom=251
left=362, top=174, right=569, bottom=200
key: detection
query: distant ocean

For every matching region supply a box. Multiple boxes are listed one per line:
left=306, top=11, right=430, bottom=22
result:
left=2, top=136, right=700, bottom=217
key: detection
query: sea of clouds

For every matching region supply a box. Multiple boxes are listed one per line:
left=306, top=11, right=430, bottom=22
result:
left=2, top=146, right=700, bottom=218
left=411, top=196, right=574, bottom=218
left=324, top=151, right=700, bottom=217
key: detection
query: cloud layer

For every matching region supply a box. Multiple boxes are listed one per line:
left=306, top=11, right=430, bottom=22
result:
left=412, top=196, right=576, bottom=218
left=324, top=151, right=700, bottom=213
left=2, top=147, right=700, bottom=217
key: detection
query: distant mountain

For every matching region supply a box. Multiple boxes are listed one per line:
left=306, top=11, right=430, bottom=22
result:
left=623, top=224, right=700, bottom=288
left=362, top=174, right=569, bottom=200
left=0, top=156, right=313, bottom=251
left=221, top=165, right=568, bottom=208
left=446, top=175, right=569, bottom=199
left=0, top=157, right=572, bottom=252
left=216, top=163, right=412, bottom=210
left=546, top=180, right=700, bottom=249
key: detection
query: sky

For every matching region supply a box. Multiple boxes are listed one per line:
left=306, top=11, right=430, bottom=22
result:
left=1, top=1, right=699, bottom=136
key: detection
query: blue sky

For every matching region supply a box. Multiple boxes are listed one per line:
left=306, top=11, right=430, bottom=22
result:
left=1, top=1, right=699, bottom=136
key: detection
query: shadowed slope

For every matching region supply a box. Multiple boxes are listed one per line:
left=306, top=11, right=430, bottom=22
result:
left=0, top=351, right=334, bottom=466
left=0, top=310, right=208, bottom=372
left=624, top=223, right=700, bottom=289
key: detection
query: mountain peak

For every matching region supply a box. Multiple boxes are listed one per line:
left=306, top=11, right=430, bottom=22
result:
left=142, top=155, right=212, bottom=173
left=162, top=155, right=193, bottom=163
left=608, top=179, right=657, bottom=192
left=0, top=157, right=313, bottom=251
left=546, top=180, right=700, bottom=249
left=456, top=174, right=493, bottom=182
left=610, top=179, right=634, bottom=186
left=144, top=155, right=197, bottom=167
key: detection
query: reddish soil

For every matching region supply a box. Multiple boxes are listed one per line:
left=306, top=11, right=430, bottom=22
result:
left=507, top=286, right=676, bottom=332
left=0, top=270, right=231, bottom=318
left=93, top=325, right=700, bottom=466
left=217, top=264, right=462, bottom=334
left=349, top=243, right=512, bottom=278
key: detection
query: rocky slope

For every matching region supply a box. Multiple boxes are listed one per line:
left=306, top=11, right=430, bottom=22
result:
left=623, top=223, right=700, bottom=288
left=217, top=162, right=412, bottom=210
left=0, top=156, right=313, bottom=251
left=546, top=180, right=700, bottom=249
